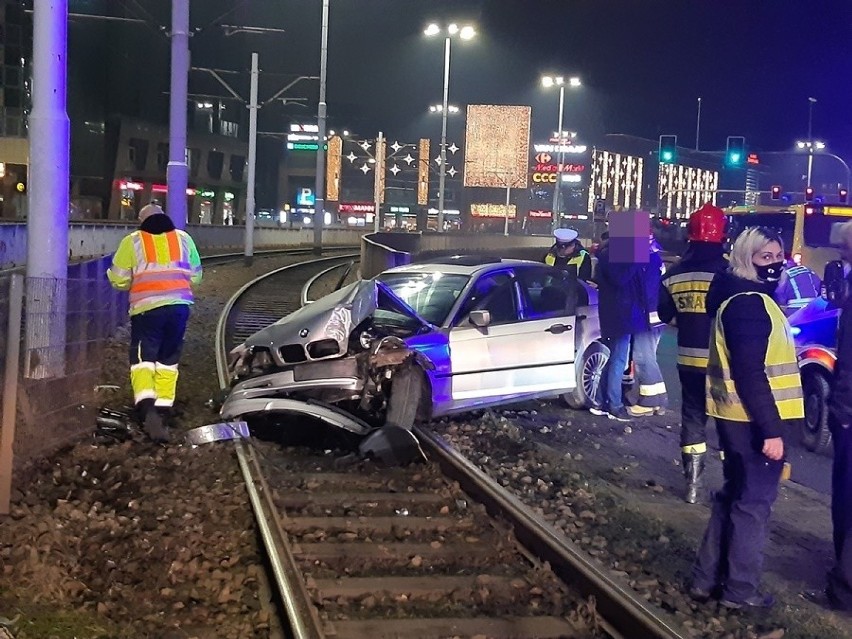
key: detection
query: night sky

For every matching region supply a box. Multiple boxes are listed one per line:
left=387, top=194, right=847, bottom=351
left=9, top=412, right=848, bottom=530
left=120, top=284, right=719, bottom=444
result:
left=211, top=0, right=852, bottom=158
left=72, top=1, right=852, bottom=157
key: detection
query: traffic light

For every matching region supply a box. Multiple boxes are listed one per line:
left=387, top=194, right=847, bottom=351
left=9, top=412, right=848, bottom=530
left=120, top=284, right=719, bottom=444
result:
left=725, top=136, right=746, bottom=167
left=805, top=186, right=815, bottom=201
left=840, top=188, right=848, bottom=204
left=658, top=135, right=677, bottom=165
left=771, top=185, right=781, bottom=200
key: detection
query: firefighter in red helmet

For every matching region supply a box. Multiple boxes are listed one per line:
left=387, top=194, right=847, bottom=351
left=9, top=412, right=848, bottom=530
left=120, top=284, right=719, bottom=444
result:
left=658, top=203, right=729, bottom=503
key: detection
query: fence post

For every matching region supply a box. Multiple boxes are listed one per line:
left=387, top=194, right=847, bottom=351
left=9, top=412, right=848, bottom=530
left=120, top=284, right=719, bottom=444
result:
left=1, top=274, right=24, bottom=514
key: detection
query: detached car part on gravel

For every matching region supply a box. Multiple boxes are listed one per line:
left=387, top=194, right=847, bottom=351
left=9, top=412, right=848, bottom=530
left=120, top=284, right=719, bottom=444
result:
left=220, top=257, right=625, bottom=434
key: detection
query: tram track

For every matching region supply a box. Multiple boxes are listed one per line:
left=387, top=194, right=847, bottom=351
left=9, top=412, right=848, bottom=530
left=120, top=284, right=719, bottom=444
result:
left=215, top=256, right=685, bottom=639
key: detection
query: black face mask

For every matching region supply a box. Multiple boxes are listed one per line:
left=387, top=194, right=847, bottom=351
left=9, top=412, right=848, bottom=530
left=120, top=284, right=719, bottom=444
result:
left=755, top=261, right=785, bottom=282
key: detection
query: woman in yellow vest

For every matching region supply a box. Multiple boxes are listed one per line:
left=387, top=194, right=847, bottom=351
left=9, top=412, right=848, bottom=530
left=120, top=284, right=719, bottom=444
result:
left=689, top=227, right=803, bottom=610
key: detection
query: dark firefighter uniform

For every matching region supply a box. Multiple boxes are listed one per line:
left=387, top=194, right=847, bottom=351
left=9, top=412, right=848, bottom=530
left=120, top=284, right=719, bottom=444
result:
left=108, top=204, right=202, bottom=442
left=658, top=203, right=728, bottom=503
left=544, top=228, right=592, bottom=281
left=692, top=272, right=804, bottom=607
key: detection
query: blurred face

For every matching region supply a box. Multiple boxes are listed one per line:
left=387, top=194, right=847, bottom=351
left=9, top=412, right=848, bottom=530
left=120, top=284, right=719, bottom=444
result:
left=556, top=241, right=576, bottom=256
left=752, top=240, right=784, bottom=267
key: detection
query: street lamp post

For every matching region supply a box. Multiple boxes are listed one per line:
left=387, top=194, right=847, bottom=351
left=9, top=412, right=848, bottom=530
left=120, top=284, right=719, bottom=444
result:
left=806, top=97, right=817, bottom=189
left=425, top=22, right=475, bottom=232
left=541, top=75, right=580, bottom=233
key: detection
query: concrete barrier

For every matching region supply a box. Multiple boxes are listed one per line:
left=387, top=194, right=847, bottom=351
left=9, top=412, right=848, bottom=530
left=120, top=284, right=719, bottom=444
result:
left=0, top=222, right=368, bottom=270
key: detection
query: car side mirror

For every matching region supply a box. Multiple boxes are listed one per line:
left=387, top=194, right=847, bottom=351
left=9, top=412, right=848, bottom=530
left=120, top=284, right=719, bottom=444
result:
left=823, top=260, right=847, bottom=304
left=469, top=309, right=491, bottom=328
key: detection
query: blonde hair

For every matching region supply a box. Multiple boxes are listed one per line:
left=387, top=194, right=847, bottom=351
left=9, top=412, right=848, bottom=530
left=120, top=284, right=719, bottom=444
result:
left=729, top=226, right=784, bottom=282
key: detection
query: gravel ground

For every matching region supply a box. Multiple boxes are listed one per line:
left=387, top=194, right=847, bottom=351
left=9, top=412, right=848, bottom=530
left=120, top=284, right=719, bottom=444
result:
left=2, top=253, right=850, bottom=639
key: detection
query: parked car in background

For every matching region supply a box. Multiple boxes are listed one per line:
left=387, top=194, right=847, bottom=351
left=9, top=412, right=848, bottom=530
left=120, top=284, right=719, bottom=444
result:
left=221, top=256, right=617, bottom=432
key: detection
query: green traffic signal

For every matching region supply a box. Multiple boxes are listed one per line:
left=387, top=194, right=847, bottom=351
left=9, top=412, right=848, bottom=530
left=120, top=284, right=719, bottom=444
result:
left=727, top=151, right=742, bottom=165
left=725, top=136, right=746, bottom=168
left=661, top=150, right=674, bottom=163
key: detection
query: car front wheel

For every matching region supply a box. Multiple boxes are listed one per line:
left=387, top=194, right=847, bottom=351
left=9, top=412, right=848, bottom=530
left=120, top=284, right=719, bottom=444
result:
left=563, top=341, right=609, bottom=410
left=801, top=369, right=832, bottom=453
left=385, top=363, right=427, bottom=431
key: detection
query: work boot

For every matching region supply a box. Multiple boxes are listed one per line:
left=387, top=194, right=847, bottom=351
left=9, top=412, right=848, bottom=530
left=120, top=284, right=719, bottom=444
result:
left=142, top=406, right=170, bottom=444
left=682, top=452, right=705, bottom=504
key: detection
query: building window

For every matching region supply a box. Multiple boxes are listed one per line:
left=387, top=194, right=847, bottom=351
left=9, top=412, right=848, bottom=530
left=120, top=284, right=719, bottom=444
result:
left=220, top=120, right=239, bottom=138
left=188, top=148, right=201, bottom=177
left=207, top=150, right=224, bottom=180
left=229, top=155, right=245, bottom=182
left=128, top=138, right=149, bottom=171
left=156, top=143, right=169, bottom=172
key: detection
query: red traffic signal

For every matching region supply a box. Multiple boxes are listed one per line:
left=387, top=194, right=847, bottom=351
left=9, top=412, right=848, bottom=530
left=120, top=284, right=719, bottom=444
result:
left=840, top=188, right=849, bottom=204
left=770, top=185, right=781, bottom=200
left=805, top=186, right=815, bottom=202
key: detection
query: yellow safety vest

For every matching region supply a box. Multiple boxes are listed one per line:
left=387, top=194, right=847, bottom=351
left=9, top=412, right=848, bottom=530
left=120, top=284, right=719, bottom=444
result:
left=706, top=292, right=804, bottom=422
left=545, top=249, right=587, bottom=270
left=663, top=271, right=715, bottom=369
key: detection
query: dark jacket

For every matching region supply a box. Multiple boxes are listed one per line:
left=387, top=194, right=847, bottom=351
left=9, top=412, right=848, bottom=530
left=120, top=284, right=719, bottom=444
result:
left=659, top=242, right=729, bottom=366
left=829, top=275, right=852, bottom=424
left=594, top=243, right=654, bottom=339
left=543, top=240, right=592, bottom=281
left=707, top=270, right=792, bottom=439
left=140, top=213, right=176, bottom=235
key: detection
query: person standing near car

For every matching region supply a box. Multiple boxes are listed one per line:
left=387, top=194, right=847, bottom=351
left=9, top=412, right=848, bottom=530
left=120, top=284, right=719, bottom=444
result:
left=690, top=226, right=803, bottom=610
left=107, top=203, right=202, bottom=443
left=774, top=258, right=821, bottom=312
left=544, top=228, right=592, bottom=281
left=658, top=203, right=729, bottom=504
left=820, top=220, right=852, bottom=612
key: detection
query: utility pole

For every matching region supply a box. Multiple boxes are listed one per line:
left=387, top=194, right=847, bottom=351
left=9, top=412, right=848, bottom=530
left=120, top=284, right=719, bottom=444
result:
left=695, top=97, right=702, bottom=151
left=244, top=53, right=258, bottom=266
left=26, top=0, right=70, bottom=378
left=166, top=0, right=190, bottom=230
left=373, top=131, right=385, bottom=232
left=313, top=0, right=330, bottom=254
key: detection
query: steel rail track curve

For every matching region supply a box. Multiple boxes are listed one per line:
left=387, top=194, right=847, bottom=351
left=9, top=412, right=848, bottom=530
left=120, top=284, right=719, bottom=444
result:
left=215, top=258, right=686, bottom=639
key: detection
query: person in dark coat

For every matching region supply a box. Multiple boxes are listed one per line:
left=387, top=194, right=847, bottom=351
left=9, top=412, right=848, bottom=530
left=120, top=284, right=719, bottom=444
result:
left=592, top=237, right=664, bottom=421
left=823, top=221, right=852, bottom=612
left=659, top=203, right=730, bottom=504
left=690, top=226, right=803, bottom=610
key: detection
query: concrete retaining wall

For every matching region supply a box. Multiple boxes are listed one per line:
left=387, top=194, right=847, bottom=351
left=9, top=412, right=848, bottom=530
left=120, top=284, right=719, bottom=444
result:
left=0, top=222, right=367, bottom=270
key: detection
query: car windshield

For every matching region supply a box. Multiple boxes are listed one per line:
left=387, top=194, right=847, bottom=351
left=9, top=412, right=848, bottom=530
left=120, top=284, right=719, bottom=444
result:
left=803, top=214, right=850, bottom=248
left=377, top=272, right=470, bottom=326
left=726, top=212, right=795, bottom=252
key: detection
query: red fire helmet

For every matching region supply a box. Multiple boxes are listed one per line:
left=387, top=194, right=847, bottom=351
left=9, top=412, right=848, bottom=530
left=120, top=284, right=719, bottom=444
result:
left=687, top=203, right=726, bottom=243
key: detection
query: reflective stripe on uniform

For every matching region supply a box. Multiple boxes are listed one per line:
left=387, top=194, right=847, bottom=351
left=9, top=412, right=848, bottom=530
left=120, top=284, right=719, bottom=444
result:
left=682, top=442, right=707, bottom=454
left=706, top=291, right=804, bottom=422
left=130, top=360, right=156, bottom=404
left=154, top=362, right=179, bottom=407
left=639, top=381, right=667, bottom=397
left=129, top=230, right=195, bottom=315
left=677, top=345, right=709, bottom=369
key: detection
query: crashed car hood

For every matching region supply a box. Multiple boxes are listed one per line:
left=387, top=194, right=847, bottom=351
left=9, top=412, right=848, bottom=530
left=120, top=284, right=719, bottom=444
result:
left=242, top=279, right=429, bottom=353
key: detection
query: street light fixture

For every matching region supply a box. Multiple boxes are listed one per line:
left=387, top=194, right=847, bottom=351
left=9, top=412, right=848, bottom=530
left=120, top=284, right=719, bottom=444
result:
left=794, top=139, right=851, bottom=197
left=429, top=104, right=459, bottom=113
left=425, top=21, right=476, bottom=232
left=541, top=74, right=581, bottom=232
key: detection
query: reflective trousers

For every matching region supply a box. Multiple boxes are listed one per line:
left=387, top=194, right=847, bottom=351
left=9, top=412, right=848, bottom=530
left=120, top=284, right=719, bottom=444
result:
left=129, top=304, right=190, bottom=408
left=679, top=367, right=708, bottom=451
left=692, top=418, right=782, bottom=602
left=828, top=415, right=852, bottom=610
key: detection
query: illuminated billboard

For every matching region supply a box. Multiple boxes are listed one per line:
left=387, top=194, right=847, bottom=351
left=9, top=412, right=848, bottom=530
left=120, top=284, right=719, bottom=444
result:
left=470, top=202, right=517, bottom=219
left=464, top=105, right=530, bottom=189
left=658, top=164, right=719, bottom=218
left=587, top=149, right=644, bottom=213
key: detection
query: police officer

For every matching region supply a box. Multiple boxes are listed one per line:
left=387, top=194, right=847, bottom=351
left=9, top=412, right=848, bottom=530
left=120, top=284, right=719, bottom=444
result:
left=544, top=228, right=592, bottom=281
left=658, top=203, right=729, bottom=503
left=107, top=204, right=202, bottom=443
left=690, top=227, right=804, bottom=610
left=775, top=258, right=821, bottom=311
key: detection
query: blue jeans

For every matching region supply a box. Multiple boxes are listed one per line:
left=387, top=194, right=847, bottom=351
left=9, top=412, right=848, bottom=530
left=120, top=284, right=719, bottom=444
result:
left=603, top=334, right=631, bottom=411
left=633, top=329, right=668, bottom=408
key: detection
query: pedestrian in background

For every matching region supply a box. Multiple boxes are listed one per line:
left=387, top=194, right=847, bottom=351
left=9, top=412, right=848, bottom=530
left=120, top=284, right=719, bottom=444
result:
left=690, top=226, right=803, bottom=610
left=107, top=203, right=202, bottom=443
left=775, top=258, right=821, bottom=312
left=658, top=203, right=729, bottom=503
left=543, top=227, right=592, bottom=281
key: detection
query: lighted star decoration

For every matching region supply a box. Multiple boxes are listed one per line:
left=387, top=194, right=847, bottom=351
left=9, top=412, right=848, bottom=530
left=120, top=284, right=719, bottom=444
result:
left=359, top=141, right=372, bottom=151
left=447, top=166, right=457, bottom=177
left=346, top=152, right=358, bottom=163
left=391, top=141, right=402, bottom=153
left=403, top=154, right=415, bottom=165
left=389, top=164, right=401, bottom=176
left=448, top=143, right=459, bottom=154
left=360, top=163, right=371, bottom=174
left=434, top=155, right=443, bottom=165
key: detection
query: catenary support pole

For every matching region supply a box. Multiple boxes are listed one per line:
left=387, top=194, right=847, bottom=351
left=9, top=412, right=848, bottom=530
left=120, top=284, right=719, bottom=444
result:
left=503, top=184, right=511, bottom=236
left=313, top=0, right=330, bottom=254
left=550, top=84, right=565, bottom=233
left=437, top=36, right=451, bottom=233
left=166, top=0, right=189, bottom=229
left=244, top=52, right=258, bottom=266
left=26, top=0, right=70, bottom=378
left=373, top=131, right=384, bottom=232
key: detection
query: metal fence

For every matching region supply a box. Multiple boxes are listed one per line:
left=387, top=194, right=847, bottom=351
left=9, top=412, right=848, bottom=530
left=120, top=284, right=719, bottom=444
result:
left=0, top=257, right=128, bottom=513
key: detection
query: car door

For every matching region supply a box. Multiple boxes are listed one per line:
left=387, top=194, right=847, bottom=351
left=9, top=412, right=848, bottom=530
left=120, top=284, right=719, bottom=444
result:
left=446, top=267, right=577, bottom=411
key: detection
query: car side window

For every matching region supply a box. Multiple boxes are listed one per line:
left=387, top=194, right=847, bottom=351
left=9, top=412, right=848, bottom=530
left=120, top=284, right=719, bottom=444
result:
left=517, top=266, right=579, bottom=320
left=454, top=272, right=517, bottom=326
